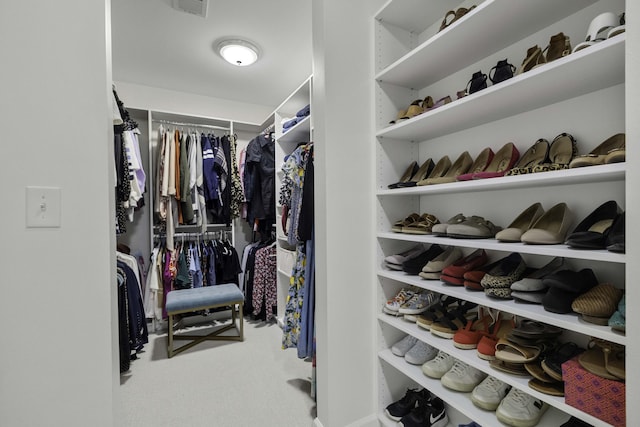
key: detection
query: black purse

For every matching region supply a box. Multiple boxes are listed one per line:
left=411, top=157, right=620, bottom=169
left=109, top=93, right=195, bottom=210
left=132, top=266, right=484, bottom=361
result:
left=466, top=71, right=488, bottom=95
left=489, top=59, right=516, bottom=84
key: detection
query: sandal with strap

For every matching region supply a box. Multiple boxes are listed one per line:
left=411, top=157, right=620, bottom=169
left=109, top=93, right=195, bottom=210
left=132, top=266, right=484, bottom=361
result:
left=438, top=5, right=477, bottom=32
left=453, top=306, right=495, bottom=349
left=391, top=213, right=421, bottom=233
left=416, top=295, right=460, bottom=330
left=477, top=313, right=515, bottom=360
left=402, top=213, right=440, bottom=235
left=430, top=301, right=478, bottom=339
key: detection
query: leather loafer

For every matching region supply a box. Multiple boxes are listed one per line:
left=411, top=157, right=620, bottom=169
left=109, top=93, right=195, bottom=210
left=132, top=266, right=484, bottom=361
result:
left=565, top=200, right=622, bottom=249
left=521, top=202, right=573, bottom=245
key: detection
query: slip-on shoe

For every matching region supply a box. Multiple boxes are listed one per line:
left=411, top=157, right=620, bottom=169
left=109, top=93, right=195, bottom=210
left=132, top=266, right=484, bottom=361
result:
left=510, top=257, right=564, bottom=292
left=569, top=133, right=625, bottom=168
left=565, top=200, right=622, bottom=249
left=542, top=268, right=598, bottom=294
left=470, top=142, right=520, bottom=179
left=396, top=158, right=434, bottom=188
left=456, top=147, right=494, bottom=181
left=431, top=213, right=466, bottom=236
left=480, top=253, right=527, bottom=297
left=542, top=287, right=582, bottom=314
left=420, top=246, right=463, bottom=280
left=520, top=202, right=573, bottom=245
left=418, top=151, right=472, bottom=185
left=384, top=245, right=425, bottom=269
left=388, top=161, right=419, bottom=189
left=571, top=283, right=623, bottom=325
left=606, top=211, right=625, bottom=252
left=402, top=245, right=445, bottom=275
left=511, top=291, right=546, bottom=304
left=441, top=249, right=488, bottom=286
left=463, top=258, right=503, bottom=291
left=447, top=216, right=502, bottom=239
left=496, top=202, right=545, bottom=242
left=505, top=139, right=550, bottom=175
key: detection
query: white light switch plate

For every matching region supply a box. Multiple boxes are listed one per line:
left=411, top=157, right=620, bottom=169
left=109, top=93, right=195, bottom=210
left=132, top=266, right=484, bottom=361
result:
left=26, top=186, right=62, bottom=228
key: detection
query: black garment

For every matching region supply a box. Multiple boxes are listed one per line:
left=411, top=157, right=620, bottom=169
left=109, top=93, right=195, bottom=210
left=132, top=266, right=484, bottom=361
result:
left=246, top=134, right=275, bottom=228
left=220, top=135, right=232, bottom=225
left=220, top=241, right=242, bottom=284
left=117, top=261, right=148, bottom=354
left=117, top=268, right=130, bottom=373
left=298, top=148, right=314, bottom=241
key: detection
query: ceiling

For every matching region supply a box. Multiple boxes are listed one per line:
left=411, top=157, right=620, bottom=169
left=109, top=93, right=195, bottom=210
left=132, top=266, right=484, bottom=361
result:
left=110, top=0, right=312, bottom=111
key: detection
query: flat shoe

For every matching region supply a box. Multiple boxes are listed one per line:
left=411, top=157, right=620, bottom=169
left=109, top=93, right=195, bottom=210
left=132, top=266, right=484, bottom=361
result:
left=505, top=139, right=550, bottom=175
left=495, top=202, right=544, bottom=242
left=396, top=158, right=434, bottom=188
left=456, top=147, right=494, bottom=181
left=565, top=200, right=622, bottom=249
left=569, top=133, right=625, bottom=168
left=510, top=257, right=564, bottom=292
left=571, top=283, right=623, bottom=324
left=531, top=133, right=578, bottom=173
left=495, top=338, right=541, bottom=363
left=542, top=268, right=598, bottom=293
left=528, top=378, right=564, bottom=397
left=520, top=202, right=573, bottom=245
left=431, top=213, right=466, bottom=236
left=542, top=287, right=581, bottom=314
left=578, top=340, right=620, bottom=380
left=402, top=213, right=440, bottom=234
left=447, top=216, right=502, bottom=239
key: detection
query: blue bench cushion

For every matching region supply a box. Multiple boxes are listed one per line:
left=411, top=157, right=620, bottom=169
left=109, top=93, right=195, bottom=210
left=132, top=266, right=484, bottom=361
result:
left=166, top=284, right=244, bottom=314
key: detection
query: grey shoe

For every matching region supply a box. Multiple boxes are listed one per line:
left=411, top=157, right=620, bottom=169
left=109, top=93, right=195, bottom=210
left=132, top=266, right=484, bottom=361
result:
left=404, top=341, right=438, bottom=365
left=391, top=335, right=418, bottom=357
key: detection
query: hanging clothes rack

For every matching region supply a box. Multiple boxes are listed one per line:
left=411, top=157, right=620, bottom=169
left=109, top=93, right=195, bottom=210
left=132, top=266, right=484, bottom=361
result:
left=154, top=119, right=229, bottom=132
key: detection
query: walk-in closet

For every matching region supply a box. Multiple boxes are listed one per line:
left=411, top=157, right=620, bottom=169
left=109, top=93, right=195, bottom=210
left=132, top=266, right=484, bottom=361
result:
left=2, top=0, right=639, bottom=427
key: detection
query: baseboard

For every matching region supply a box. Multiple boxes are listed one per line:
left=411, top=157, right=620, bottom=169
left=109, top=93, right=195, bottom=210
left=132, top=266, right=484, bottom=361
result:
left=313, top=414, right=377, bottom=427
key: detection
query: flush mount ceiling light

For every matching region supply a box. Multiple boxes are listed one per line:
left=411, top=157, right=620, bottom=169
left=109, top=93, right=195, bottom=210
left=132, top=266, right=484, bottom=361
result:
left=217, top=39, right=260, bottom=67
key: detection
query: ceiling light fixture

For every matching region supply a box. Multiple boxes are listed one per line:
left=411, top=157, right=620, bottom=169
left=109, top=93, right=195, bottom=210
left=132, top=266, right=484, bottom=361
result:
left=217, top=39, right=260, bottom=67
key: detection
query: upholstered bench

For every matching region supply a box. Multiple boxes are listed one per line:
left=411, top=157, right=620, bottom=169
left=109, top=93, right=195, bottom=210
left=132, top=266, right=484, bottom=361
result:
left=165, top=284, right=244, bottom=358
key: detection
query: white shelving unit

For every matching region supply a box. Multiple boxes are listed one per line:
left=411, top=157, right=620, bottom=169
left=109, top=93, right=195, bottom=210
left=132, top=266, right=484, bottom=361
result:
left=272, top=76, right=313, bottom=326
left=374, top=0, right=626, bottom=426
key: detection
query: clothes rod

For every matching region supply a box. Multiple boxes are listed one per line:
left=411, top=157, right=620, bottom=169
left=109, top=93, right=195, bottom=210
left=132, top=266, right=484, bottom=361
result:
left=154, top=119, right=230, bottom=131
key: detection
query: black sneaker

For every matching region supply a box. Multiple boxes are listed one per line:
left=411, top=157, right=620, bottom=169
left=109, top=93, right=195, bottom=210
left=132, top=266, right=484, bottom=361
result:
left=402, top=245, right=444, bottom=275
left=399, top=396, right=448, bottom=427
left=385, top=388, right=430, bottom=421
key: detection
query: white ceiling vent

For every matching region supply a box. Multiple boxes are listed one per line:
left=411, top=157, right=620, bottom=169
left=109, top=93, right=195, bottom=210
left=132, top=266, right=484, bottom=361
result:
left=172, top=0, right=208, bottom=18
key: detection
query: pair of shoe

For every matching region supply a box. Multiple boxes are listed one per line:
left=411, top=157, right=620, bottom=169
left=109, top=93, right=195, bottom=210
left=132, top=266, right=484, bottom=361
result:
left=384, top=244, right=425, bottom=270
left=457, top=142, right=520, bottom=180
left=531, top=341, right=584, bottom=396
left=565, top=200, right=624, bottom=250
left=573, top=12, right=625, bottom=53
left=446, top=215, right=502, bottom=239
left=440, top=248, right=488, bottom=286
left=421, top=351, right=487, bottom=393
left=391, top=213, right=440, bottom=234
left=517, top=32, right=572, bottom=75
left=578, top=338, right=625, bottom=381
left=388, top=95, right=452, bottom=126
left=385, top=388, right=448, bottom=427
left=496, top=387, right=549, bottom=426
left=458, top=60, right=516, bottom=98
left=438, top=5, right=476, bottom=32
left=510, top=257, right=564, bottom=304
left=390, top=335, right=438, bottom=365
left=505, top=133, right=578, bottom=175
left=419, top=247, right=463, bottom=280
left=541, top=268, right=598, bottom=314
left=402, top=245, right=445, bottom=275
left=384, top=288, right=438, bottom=319
left=480, top=253, right=527, bottom=299
left=569, top=133, right=625, bottom=168
left=419, top=148, right=494, bottom=185
left=497, top=202, right=573, bottom=245
left=571, top=283, right=624, bottom=325
left=429, top=301, right=478, bottom=340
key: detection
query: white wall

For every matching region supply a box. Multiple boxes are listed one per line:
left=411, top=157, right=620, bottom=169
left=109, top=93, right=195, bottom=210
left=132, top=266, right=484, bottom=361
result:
left=312, top=0, right=384, bottom=425
left=0, top=1, right=117, bottom=426
left=115, top=81, right=273, bottom=126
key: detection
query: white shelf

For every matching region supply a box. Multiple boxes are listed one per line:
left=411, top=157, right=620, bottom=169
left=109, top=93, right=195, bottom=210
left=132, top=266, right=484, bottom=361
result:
left=377, top=163, right=625, bottom=196
left=377, top=36, right=625, bottom=141
left=377, top=269, right=626, bottom=346
left=277, top=115, right=311, bottom=144
left=379, top=348, right=576, bottom=427
left=376, top=0, right=598, bottom=89
left=379, top=323, right=613, bottom=427
left=376, top=232, right=626, bottom=264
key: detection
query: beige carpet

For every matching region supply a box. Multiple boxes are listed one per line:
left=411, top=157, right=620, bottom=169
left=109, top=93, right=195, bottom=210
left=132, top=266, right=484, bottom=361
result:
left=118, top=316, right=316, bottom=427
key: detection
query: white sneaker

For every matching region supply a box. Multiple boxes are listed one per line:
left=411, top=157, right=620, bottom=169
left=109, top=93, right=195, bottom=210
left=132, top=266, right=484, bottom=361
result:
left=385, top=288, right=416, bottom=313
left=404, top=341, right=438, bottom=365
left=399, top=291, right=437, bottom=315
left=421, top=350, right=455, bottom=379
left=496, top=388, right=549, bottom=427
left=441, top=360, right=487, bottom=392
left=471, top=375, right=511, bottom=411
left=391, top=335, right=418, bottom=357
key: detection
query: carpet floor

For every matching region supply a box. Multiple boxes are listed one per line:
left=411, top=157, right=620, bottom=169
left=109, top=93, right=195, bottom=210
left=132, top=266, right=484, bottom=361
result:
left=118, top=317, right=316, bottom=427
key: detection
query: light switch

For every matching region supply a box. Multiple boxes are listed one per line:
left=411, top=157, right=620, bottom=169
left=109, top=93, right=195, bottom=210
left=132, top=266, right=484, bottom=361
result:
left=26, top=186, right=62, bottom=228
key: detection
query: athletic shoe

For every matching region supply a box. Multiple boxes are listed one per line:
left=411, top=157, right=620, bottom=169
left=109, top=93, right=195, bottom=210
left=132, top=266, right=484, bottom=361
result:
left=471, top=375, right=511, bottom=411
left=421, top=350, right=455, bottom=379
left=405, top=341, right=438, bottom=365
left=441, top=360, right=487, bottom=392
left=385, top=288, right=417, bottom=314
left=399, top=396, right=448, bottom=427
left=399, top=291, right=438, bottom=315
left=496, top=388, right=549, bottom=427
left=391, top=335, right=418, bottom=357
left=385, top=388, right=430, bottom=421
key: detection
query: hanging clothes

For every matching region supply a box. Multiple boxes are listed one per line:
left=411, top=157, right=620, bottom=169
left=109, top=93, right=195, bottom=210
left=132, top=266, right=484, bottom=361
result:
left=251, top=245, right=277, bottom=321
left=244, top=133, right=276, bottom=232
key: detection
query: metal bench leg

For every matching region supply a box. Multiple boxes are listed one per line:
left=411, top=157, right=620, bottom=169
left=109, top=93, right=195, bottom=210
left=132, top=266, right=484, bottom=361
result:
left=168, top=314, right=174, bottom=358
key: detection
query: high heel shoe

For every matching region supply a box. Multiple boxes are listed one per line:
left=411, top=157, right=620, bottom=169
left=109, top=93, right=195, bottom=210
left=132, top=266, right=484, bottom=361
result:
left=387, top=161, right=418, bottom=189
left=418, top=151, right=471, bottom=185
left=471, top=142, right=520, bottom=179
left=396, top=158, right=434, bottom=187
left=456, top=147, right=494, bottom=181
left=505, top=139, right=550, bottom=175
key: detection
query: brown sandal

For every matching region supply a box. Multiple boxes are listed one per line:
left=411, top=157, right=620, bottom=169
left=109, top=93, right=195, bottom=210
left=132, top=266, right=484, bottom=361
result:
left=439, top=5, right=477, bottom=32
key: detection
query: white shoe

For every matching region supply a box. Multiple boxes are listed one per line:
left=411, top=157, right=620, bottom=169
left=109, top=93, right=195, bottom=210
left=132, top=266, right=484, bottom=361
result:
left=496, top=388, right=549, bottom=427
left=421, top=350, right=455, bottom=379
left=404, top=341, right=438, bottom=365
left=441, top=360, right=487, bottom=392
left=471, top=375, right=511, bottom=411
left=391, top=335, right=418, bottom=357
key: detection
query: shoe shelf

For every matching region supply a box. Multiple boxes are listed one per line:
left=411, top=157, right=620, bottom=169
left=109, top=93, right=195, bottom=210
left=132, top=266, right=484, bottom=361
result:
left=378, top=269, right=626, bottom=346
left=377, top=163, right=625, bottom=196
left=376, top=232, right=626, bottom=264
left=379, top=316, right=614, bottom=427
left=277, top=115, right=311, bottom=145
left=377, top=36, right=624, bottom=141
left=379, top=348, right=576, bottom=427
left=375, top=0, right=597, bottom=88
